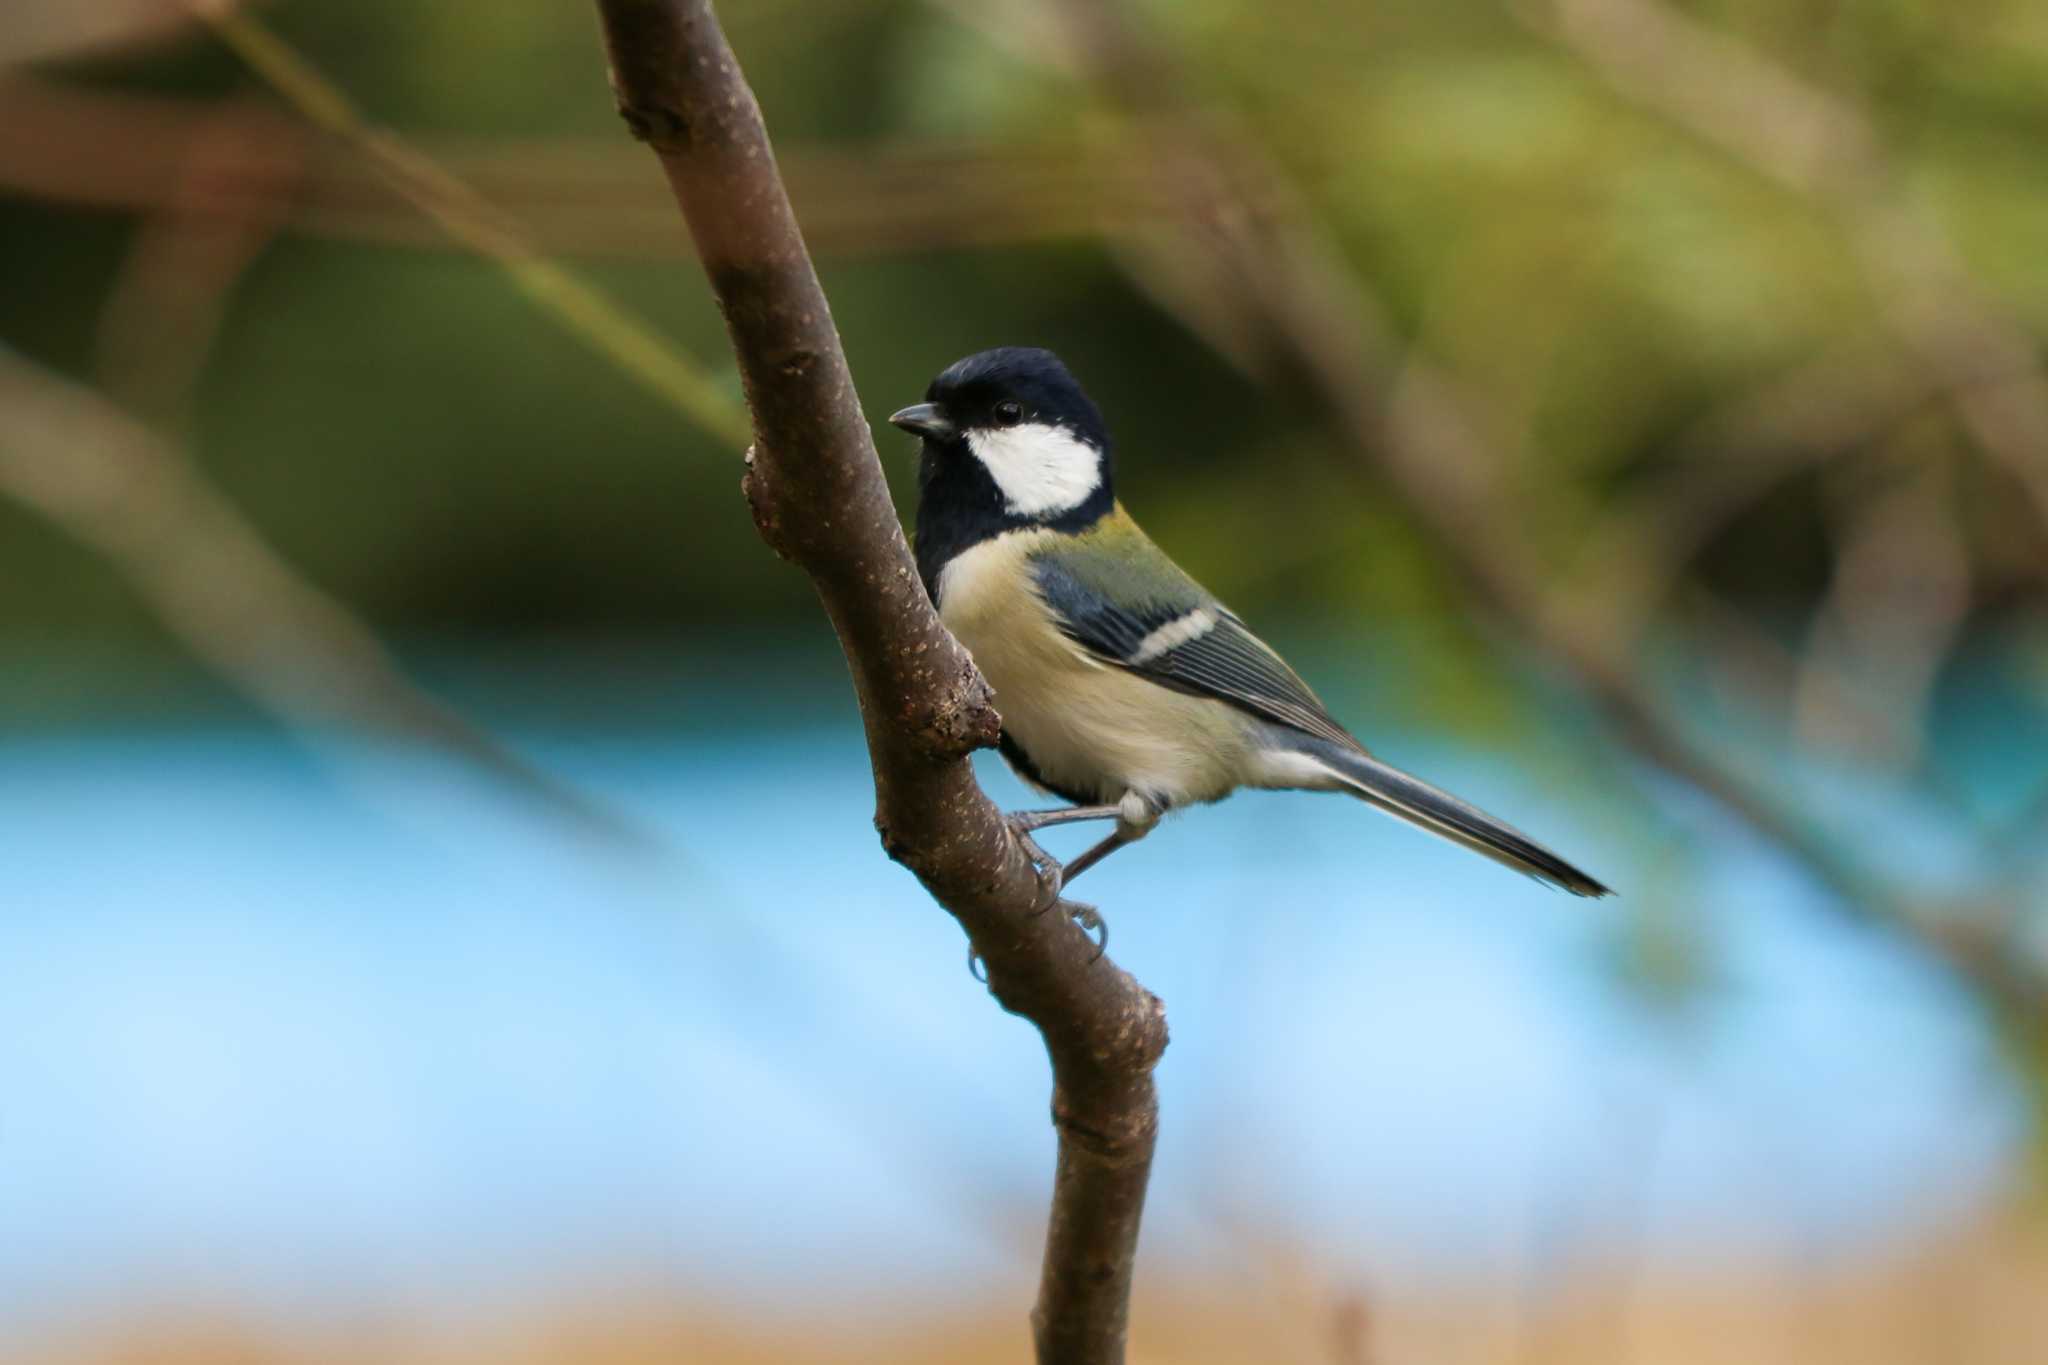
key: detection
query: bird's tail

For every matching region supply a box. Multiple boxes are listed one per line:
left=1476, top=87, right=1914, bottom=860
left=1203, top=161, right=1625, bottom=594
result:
left=1288, top=737, right=1612, bottom=898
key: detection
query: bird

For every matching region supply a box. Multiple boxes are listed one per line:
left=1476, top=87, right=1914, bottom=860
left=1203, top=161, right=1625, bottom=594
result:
left=889, top=346, right=1611, bottom=927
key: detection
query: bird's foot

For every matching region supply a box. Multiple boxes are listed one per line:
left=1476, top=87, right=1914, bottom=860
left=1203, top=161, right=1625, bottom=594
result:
left=1005, top=816, right=1065, bottom=913
left=967, top=942, right=988, bottom=984
left=1066, top=899, right=1108, bottom=962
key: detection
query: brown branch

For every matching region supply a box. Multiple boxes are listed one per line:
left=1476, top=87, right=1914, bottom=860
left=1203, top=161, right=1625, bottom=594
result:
left=91, top=95, right=302, bottom=427
left=0, top=78, right=1179, bottom=260
left=1793, top=436, right=1972, bottom=769
left=587, top=4, right=1168, bottom=1361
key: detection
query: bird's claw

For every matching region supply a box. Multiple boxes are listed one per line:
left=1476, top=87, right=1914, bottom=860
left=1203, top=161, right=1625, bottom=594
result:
left=1032, top=859, right=1065, bottom=915
left=1066, top=900, right=1108, bottom=962
left=1002, top=814, right=1103, bottom=958
left=1006, top=818, right=1065, bottom=913
left=968, top=943, right=988, bottom=984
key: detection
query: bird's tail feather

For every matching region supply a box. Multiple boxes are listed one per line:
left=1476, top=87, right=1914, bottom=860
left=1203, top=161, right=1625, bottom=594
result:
left=1298, top=739, right=1612, bottom=898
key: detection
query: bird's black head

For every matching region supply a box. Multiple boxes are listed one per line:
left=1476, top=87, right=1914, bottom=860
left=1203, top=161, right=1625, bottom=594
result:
left=890, top=347, right=1115, bottom=592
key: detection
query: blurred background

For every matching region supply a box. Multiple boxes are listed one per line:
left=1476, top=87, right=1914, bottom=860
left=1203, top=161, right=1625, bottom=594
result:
left=4, top=0, right=2047, bottom=1361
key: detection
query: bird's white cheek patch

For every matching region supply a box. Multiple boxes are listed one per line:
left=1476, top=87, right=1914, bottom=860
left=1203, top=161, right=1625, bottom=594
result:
left=964, top=422, right=1102, bottom=517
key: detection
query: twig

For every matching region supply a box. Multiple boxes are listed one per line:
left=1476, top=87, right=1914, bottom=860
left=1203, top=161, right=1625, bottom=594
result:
left=0, top=80, right=648, bottom=844
left=587, top=4, right=1168, bottom=1361
left=187, top=5, right=752, bottom=449
left=1530, top=0, right=2048, bottom=532
left=1553, top=345, right=1947, bottom=644
left=0, top=75, right=1183, bottom=273
left=89, top=95, right=299, bottom=427
left=1673, top=582, right=1970, bottom=812
left=1793, top=437, right=1972, bottom=769
left=0, top=343, right=643, bottom=845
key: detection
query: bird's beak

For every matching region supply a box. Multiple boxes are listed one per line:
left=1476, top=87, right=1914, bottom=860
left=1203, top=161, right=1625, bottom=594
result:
left=888, top=402, right=956, bottom=442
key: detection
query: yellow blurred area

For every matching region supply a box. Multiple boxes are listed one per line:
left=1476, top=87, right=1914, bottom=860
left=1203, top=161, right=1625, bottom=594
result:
left=31, top=1214, right=2048, bottom=1364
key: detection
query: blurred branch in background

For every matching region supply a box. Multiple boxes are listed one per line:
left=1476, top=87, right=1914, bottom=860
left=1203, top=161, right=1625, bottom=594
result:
left=0, top=0, right=228, bottom=65
left=1521, top=0, right=2048, bottom=889
left=0, top=10, right=658, bottom=841
left=1557, top=348, right=2000, bottom=796
left=1795, top=430, right=1972, bottom=771
left=0, top=78, right=1176, bottom=259
left=965, top=0, right=2046, bottom=1016
left=0, top=341, right=642, bottom=842
left=190, top=4, right=752, bottom=448
left=88, top=92, right=298, bottom=429
left=1560, top=346, right=1947, bottom=645
left=1527, top=0, right=2048, bottom=531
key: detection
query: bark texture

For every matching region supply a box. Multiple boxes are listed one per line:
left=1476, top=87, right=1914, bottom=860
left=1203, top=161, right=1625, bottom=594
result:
left=589, top=4, right=1168, bottom=1360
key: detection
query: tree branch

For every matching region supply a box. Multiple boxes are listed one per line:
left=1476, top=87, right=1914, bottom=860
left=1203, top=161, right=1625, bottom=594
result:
left=587, top=3, right=1168, bottom=1360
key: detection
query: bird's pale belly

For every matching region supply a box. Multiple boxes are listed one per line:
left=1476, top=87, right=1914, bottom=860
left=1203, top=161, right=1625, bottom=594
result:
left=935, top=532, right=1256, bottom=807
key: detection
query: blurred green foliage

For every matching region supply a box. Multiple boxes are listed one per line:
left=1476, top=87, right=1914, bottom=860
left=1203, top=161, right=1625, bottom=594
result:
left=2, top=0, right=2045, bottom=735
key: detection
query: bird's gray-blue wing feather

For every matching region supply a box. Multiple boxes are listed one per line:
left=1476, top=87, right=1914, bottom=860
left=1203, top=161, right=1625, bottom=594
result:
left=1026, top=510, right=1611, bottom=897
left=1028, top=511, right=1360, bottom=750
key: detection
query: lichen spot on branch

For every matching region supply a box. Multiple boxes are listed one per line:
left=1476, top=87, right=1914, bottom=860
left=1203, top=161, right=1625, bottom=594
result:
left=614, top=98, right=688, bottom=150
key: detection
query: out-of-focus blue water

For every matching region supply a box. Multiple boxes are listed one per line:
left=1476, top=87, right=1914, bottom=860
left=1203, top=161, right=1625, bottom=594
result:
left=0, top=657, right=2027, bottom=1331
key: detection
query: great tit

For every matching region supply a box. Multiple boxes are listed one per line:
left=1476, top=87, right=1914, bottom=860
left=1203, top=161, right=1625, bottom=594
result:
left=890, top=346, right=1611, bottom=903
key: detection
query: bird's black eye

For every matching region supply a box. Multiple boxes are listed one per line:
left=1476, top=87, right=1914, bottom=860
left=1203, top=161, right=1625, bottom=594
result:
left=993, top=400, right=1023, bottom=427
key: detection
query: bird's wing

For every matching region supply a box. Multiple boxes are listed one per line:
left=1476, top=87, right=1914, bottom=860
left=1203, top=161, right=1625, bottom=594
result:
left=1028, top=506, right=1361, bottom=750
